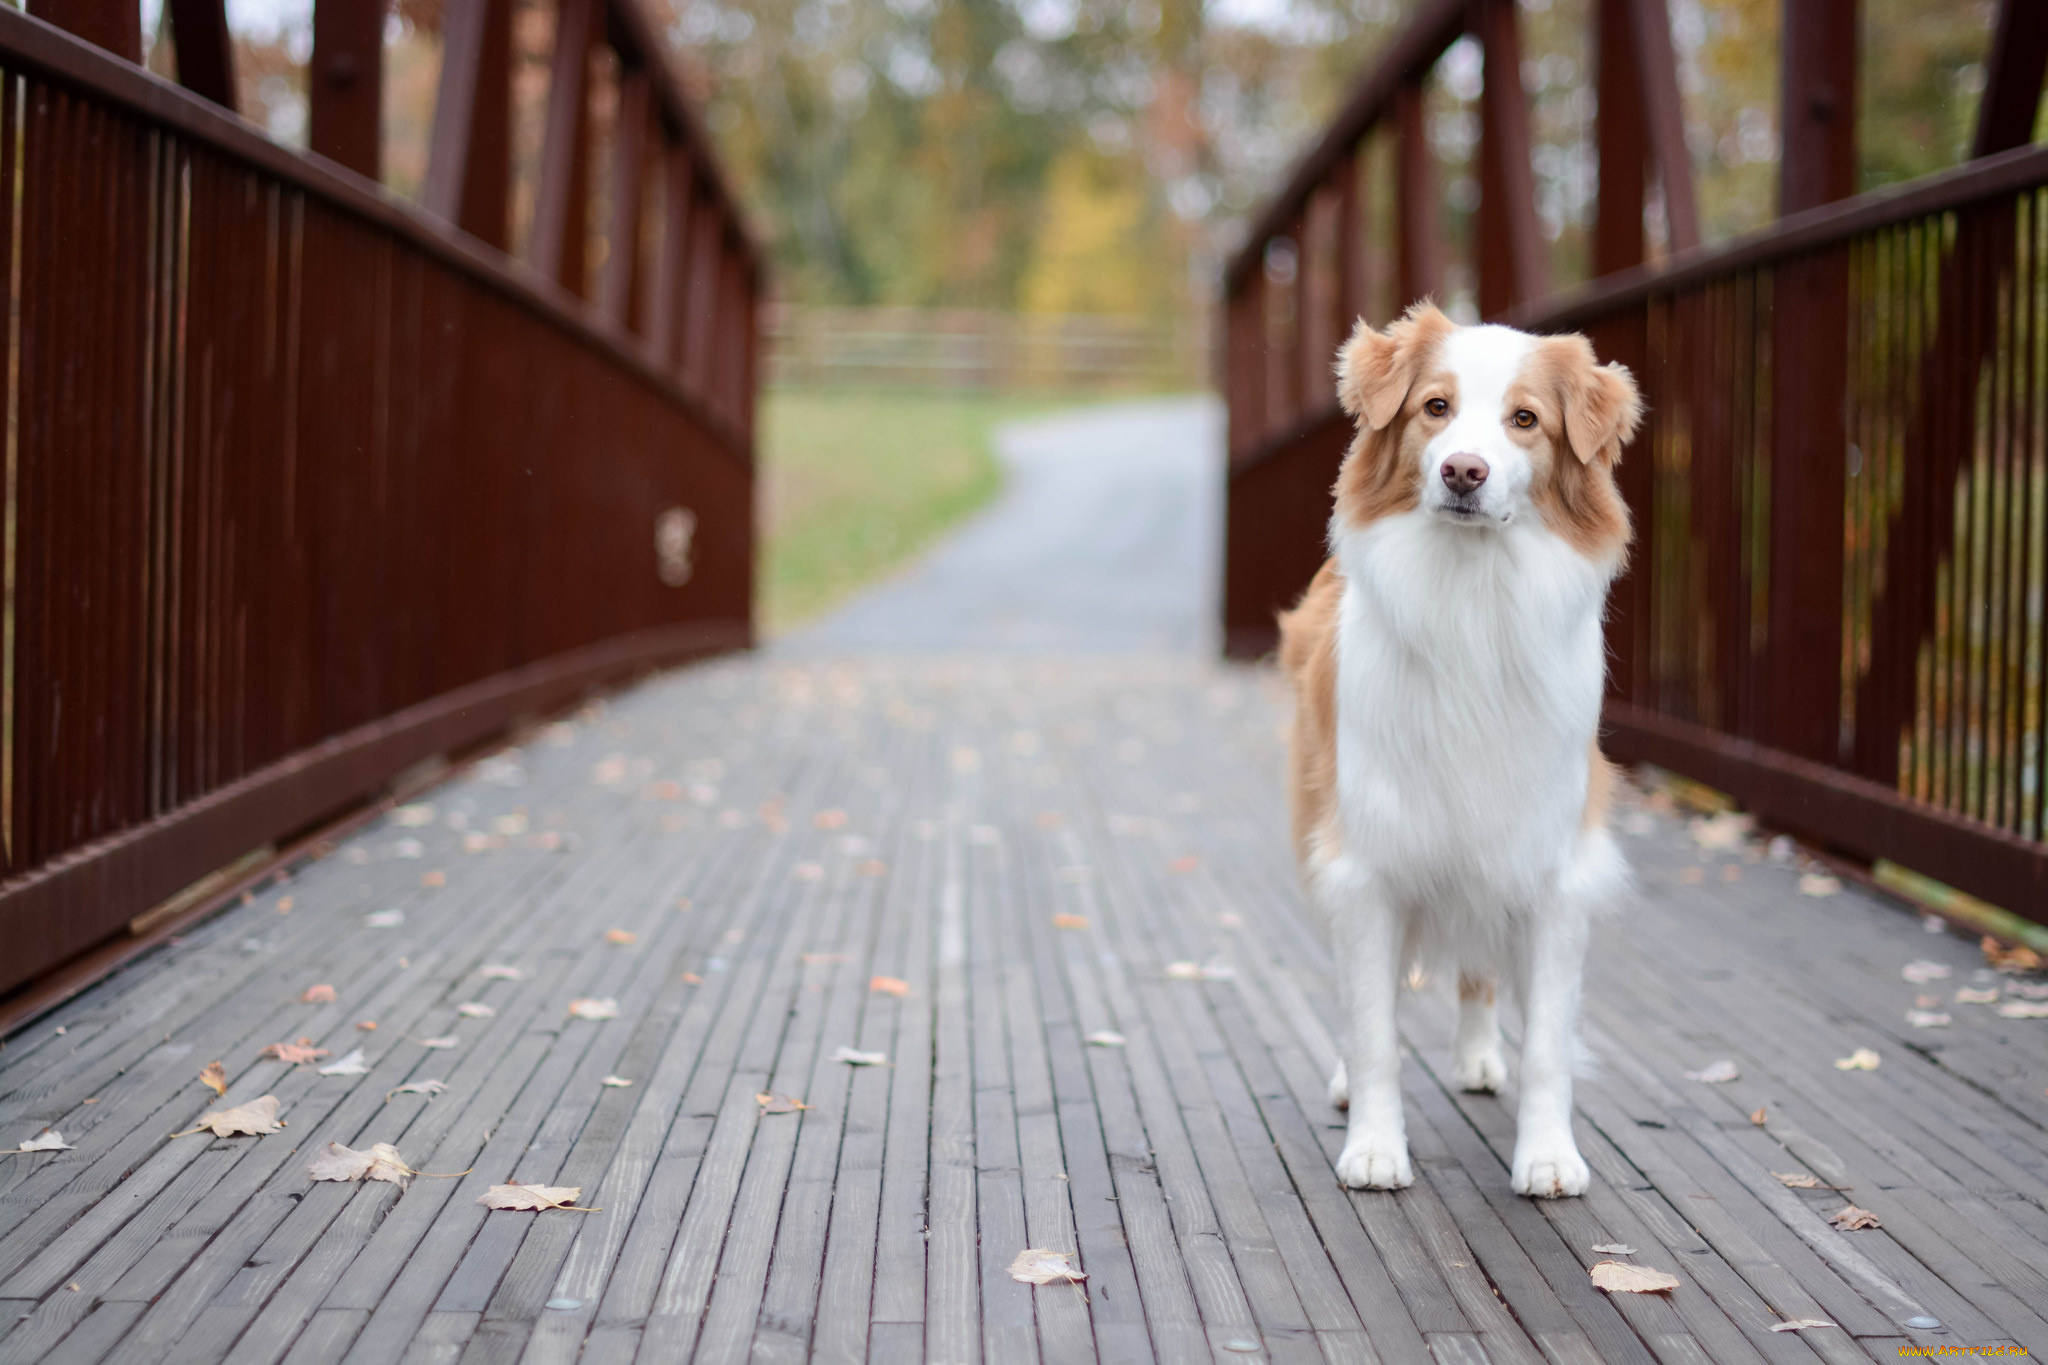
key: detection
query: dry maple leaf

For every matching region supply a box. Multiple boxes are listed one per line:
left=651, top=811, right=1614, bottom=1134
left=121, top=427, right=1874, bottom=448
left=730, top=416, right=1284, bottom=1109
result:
left=1051, top=914, right=1089, bottom=930
left=175, top=1095, right=285, bottom=1138
left=301, top=984, right=338, bottom=1004
left=7, top=1129, right=73, bottom=1153
left=1996, top=1000, right=2048, bottom=1019
left=1684, top=1060, right=1739, bottom=1083
left=1904, top=1009, right=1951, bottom=1028
left=1749, top=1108, right=1768, bottom=1126
left=1982, top=935, right=2047, bottom=972
left=200, top=1062, right=228, bottom=1097
left=478, top=1183, right=595, bottom=1211
left=1834, top=1048, right=1881, bottom=1071
left=1797, top=874, right=1842, bottom=898
left=567, top=999, right=619, bottom=1021
left=318, top=1049, right=371, bottom=1076
left=1589, top=1261, right=1679, bottom=1294
left=1768, top=1320, right=1837, bottom=1333
left=1007, top=1249, right=1086, bottom=1285
left=756, top=1092, right=810, bottom=1114
left=605, top=929, right=636, bottom=946
left=1900, top=960, right=1951, bottom=984
left=1954, top=986, right=1999, bottom=1005
left=308, top=1141, right=415, bottom=1188
left=1829, top=1205, right=1881, bottom=1230
left=387, top=1080, right=446, bottom=1100
left=869, top=977, right=911, bottom=998
left=262, top=1042, right=330, bottom=1065
left=833, top=1046, right=888, bottom=1066
left=357, top=1020, right=379, bottom=1031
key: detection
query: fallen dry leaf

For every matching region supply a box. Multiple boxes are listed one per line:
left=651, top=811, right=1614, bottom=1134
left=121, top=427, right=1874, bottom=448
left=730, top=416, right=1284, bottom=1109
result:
left=1829, top=1205, right=1881, bottom=1230
left=1168, top=855, right=1201, bottom=874
left=681, top=973, right=703, bottom=985
left=456, top=1003, right=494, bottom=1018
left=1798, top=873, right=1842, bottom=897
left=1834, top=1048, right=1881, bottom=1071
left=416, top=1036, right=460, bottom=1050
left=792, top=863, right=824, bottom=881
left=1982, top=935, right=2047, bottom=972
left=568, top=999, right=619, bottom=1021
left=301, top=984, right=338, bottom=1004
left=756, top=1092, right=810, bottom=1114
left=366, top=910, right=404, bottom=928
left=421, top=871, right=445, bottom=888
left=1768, top=1319, right=1837, bottom=1333
left=601, top=1076, right=633, bottom=1087
left=7, top=1129, right=73, bottom=1153
left=318, top=1049, right=370, bottom=1076
left=802, top=952, right=848, bottom=965
left=1904, top=1009, right=1951, bottom=1028
left=356, top=1020, right=378, bottom=1031
left=1678, top=866, right=1705, bottom=885
left=262, top=1042, right=330, bottom=1065
left=1164, top=962, right=1234, bottom=981
left=1086, top=1031, right=1126, bottom=1047
left=387, top=1080, right=446, bottom=1100
left=869, top=976, right=911, bottom=997
left=1590, top=1243, right=1635, bottom=1255
left=1900, top=960, right=1951, bottom=984
left=813, top=809, right=848, bottom=829
left=308, top=1141, right=417, bottom=1188
left=833, top=1046, right=888, bottom=1066
left=1773, top=1172, right=1851, bottom=1190
left=478, top=1183, right=594, bottom=1212
left=1689, top=811, right=1753, bottom=851
left=1954, top=986, right=1999, bottom=1005
left=605, top=929, right=637, bottom=946
left=479, top=965, right=525, bottom=981
left=1685, top=1060, right=1739, bottom=1083
left=276, top=897, right=294, bottom=913
left=1750, top=1108, right=1768, bottom=1126
left=200, top=1062, right=228, bottom=1097
left=1589, top=1261, right=1680, bottom=1294
left=1008, top=1248, right=1086, bottom=1285
left=856, top=860, right=889, bottom=877
left=175, top=1095, right=284, bottom=1138
left=1996, top=1000, right=2048, bottom=1019
left=1051, top=914, right=1090, bottom=931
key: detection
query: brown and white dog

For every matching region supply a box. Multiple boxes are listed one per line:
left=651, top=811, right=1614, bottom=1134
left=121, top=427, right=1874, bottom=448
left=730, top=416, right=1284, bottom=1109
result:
left=1279, top=303, right=1642, bottom=1197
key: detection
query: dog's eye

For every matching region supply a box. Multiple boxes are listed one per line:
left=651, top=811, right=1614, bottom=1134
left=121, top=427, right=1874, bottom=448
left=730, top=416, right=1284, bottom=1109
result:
left=1512, top=409, right=1537, bottom=429
left=1424, top=398, right=1449, bottom=417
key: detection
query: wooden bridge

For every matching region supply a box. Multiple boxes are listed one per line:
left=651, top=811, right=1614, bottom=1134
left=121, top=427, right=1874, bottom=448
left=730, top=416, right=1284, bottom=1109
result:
left=2, top=2, right=2047, bottom=1363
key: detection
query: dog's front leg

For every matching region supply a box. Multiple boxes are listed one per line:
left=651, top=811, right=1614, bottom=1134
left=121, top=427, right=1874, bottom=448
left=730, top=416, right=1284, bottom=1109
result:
left=1328, top=881, right=1411, bottom=1189
left=1510, top=907, right=1591, bottom=1197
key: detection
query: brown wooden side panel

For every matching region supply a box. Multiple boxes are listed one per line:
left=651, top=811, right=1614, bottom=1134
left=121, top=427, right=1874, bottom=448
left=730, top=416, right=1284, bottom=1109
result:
left=1222, top=408, right=1351, bottom=660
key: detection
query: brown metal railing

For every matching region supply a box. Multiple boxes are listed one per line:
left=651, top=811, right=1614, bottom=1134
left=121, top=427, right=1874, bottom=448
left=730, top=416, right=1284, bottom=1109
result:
left=0, top=3, right=762, bottom=996
left=1222, top=0, right=2048, bottom=921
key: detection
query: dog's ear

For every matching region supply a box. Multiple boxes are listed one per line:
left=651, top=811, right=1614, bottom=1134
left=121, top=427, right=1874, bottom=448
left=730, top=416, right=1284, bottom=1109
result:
left=1336, top=303, right=1450, bottom=430
left=1546, top=334, right=1644, bottom=465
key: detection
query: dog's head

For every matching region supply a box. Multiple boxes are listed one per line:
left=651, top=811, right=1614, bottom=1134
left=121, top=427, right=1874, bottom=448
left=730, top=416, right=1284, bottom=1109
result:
left=1331, top=303, right=1641, bottom=566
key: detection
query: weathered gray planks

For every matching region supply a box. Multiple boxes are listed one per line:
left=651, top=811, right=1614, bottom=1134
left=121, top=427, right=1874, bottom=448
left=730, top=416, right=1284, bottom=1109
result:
left=2, top=652, right=2045, bottom=1365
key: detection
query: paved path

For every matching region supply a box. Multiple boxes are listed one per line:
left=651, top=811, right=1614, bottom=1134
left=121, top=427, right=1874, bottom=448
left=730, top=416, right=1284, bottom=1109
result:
left=791, top=396, right=1223, bottom=654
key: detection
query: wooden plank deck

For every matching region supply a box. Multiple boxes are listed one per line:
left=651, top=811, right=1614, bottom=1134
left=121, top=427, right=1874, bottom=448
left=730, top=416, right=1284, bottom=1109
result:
left=3, top=649, right=2045, bottom=1365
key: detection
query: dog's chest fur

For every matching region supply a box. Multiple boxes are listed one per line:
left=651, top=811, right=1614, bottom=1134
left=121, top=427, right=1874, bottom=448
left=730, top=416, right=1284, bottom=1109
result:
left=1332, top=513, right=1608, bottom=912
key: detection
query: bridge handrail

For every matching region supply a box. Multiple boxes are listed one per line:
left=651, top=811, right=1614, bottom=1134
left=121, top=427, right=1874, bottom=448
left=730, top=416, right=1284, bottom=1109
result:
left=0, top=4, right=763, bottom=1000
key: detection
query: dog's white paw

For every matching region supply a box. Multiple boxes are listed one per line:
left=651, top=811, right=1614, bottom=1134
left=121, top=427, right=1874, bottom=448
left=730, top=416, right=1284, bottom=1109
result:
left=1511, top=1137, right=1590, bottom=1198
left=1335, top=1133, right=1413, bottom=1189
left=1327, top=1062, right=1349, bottom=1111
left=1453, top=1046, right=1506, bottom=1093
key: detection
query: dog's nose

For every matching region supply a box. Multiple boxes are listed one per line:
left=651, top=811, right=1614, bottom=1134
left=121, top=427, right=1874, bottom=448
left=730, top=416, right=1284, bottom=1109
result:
left=1440, top=454, right=1489, bottom=496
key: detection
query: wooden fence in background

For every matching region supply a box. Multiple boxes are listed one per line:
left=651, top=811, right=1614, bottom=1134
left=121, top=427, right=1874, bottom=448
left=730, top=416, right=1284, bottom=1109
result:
left=764, top=305, right=1209, bottom=393
left=1, top=0, right=762, bottom=1000
left=1222, top=0, right=2048, bottom=923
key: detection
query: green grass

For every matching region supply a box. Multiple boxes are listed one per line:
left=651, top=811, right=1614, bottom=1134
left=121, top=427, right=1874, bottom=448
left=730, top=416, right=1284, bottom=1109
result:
left=758, top=388, right=1085, bottom=633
